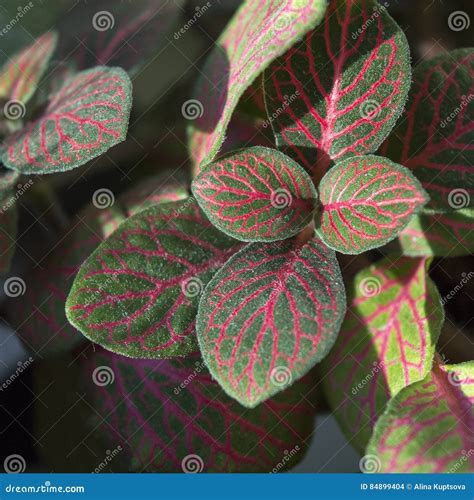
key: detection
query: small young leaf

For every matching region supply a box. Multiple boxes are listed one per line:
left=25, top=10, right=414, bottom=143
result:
left=367, top=360, right=474, bottom=473
left=84, top=349, right=317, bottom=472
left=380, top=49, right=474, bottom=211
left=66, top=199, right=242, bottom=359
left=189, top=0, right=328, bottom=170
left=8, top=178, right=188, bottom=357
left=0, top=32, right=57, bottom=104
left=197, top=236, right=346, bottom=408
left=264, top=0, right=411, bottom=175
left=322, top=257, right=444, bottom=452
left=192, top=146, right=317, bottom=242
left=316, top=155, right=429, bottom=254
left=0, top=66, right=132, bottom=174
left=58, top=1, right=184, bottom=74
left=396, top=208, right=474, bottom=257
left=0, top=170, right=20, bottom=274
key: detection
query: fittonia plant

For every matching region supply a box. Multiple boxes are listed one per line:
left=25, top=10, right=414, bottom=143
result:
left=3, top=0, right=473, bottom=473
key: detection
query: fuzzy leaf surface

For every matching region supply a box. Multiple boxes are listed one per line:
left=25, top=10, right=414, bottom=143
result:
left=396, top=208, right=474, bottom=257
left=0, top=66, right=132, bottom=174
left=316, top=155, right=428, bottom=254
left=367, top=361, right=474, bottom=472
left=67, top=199, right=242, bottom=359
left=9, top=178, right=187, bottom=357
left=264, top=0, right=411, bottom=176
left=322, top=257, right=444, bottom=452
left=192, top=146, right=317, bottom=242
left=188, top=0, right=328, bottom=170
left=84, top=349, right=317, bottom=472
left=197, top=236, right=346, bottom=407
left=0, top=32, right=57, bottom=104
left=0, top=170, right=20, bottom=274
left=380, top=49, right=474, bottom=211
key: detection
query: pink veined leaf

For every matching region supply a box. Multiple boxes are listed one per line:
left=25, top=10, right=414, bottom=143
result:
left=83, top=349, right=317, bottom=472
left=197, top=235, right=346, bottom=408
left=192, top=146, right=317, bottom=242
left=264, top=0, right=411, bottom=177
left=322, top=257, right=444, bottom=452
left=0, top=31, right=57, bottom=104
left=380, top=49, right=474, bottom=211
left=316, top=155, right=429, bottom=254
left=367, top=360, right=474, bottom=473
left=0, top=66, right=132, bottom=174
left=57, top=1, right=184, bottom=74
left=388, top=208, right=474, bottom=257
left=66, top=199, right=243, bottom=359
left=7, top=177, right=188, bottom=357
left=188, top=0, right=328, bottom=172
left=0, top=170, right=20, bottom=274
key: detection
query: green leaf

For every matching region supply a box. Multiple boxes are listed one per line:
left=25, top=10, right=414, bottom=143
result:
left=395, top=208, right=474, bottom=257
left=188, top=0, right=328, bottom=171
left=380, top=49, right=474, bottom=211
left=0, top=170, right=20, bottom=274
left=192, top=146, right=317, bottom=242
left=264, top=0, right=411, bottom=176
left=66, top=199, right=242, bottom=359
left=8, top=177, right=188, bottom=357
left=0, top=66, right=132, bottom=174
left=366, top=360, right=474, bottom=473
left=0, top=32, right=57, bottom=104
left=322, top=257, right=444, bottom=452
left=197, top=235, right=346, bottom=408
left=84, top=349, right=317, bottom=472
left=316, top=155, right=429, bottom=254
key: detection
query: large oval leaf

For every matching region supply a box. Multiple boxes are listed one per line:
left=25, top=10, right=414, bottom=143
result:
left=188, top=0, right=328, bottom=170
left=322, top=257, right=444, bottom=452
left=0, top=66, right=132, bottom=174
left=367, top=360, right=474, bottom=473
left=8, top=177, right=188, bottom=357
left=192, top=146, right=317, bottom=242
left=264, top=0, right=411, bottom=176
left=197, top=236, right=346, bottom=408
left=83, top=349, right=317, bottom=472
left=316, top=155, right=428, bottom=253
left=66, top=199, right=242, bottom=359
left=380, top=49, right=474, bottom=211
left=0, top=32, right=57, bottom=104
